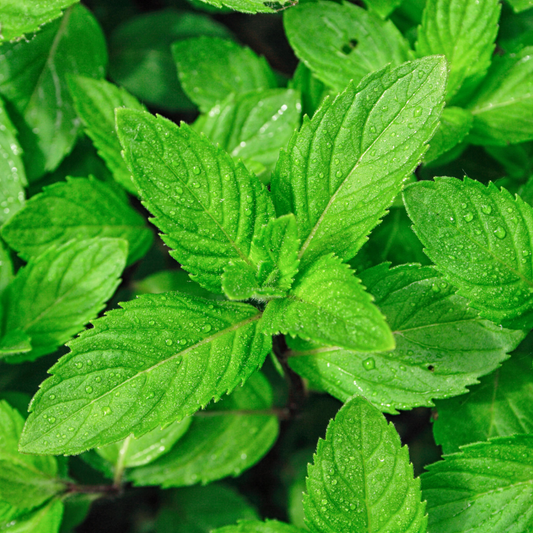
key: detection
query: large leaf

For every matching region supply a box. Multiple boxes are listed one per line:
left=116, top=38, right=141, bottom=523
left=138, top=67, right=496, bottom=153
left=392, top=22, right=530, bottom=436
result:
left=0, top=1, right=79, bottom=42
left=117, top=109, right=274, bottom=293
left=173, top=37, right=277, bottom=113
left=288, top=264, right=524, bottom=414
left=284, top=1, right=410, bottom=92
left=0, top=498, right=64, bottom=533
left=403, top=177, right=533, bottom=328
left=68, top=76, right=146, bottom=194
left=1, top=177, right=153, bottom=265
left=262, top=254, right=394, bottom=353
left=271, top=56, right=446, bottom=268
left=129, top=372, right=278, bottom=487
left=422, top=435, right=533, bottom=533
left=304, top=396, right=427, bottom=533
left=19, top=293, right=270, bottom=455
left=1, top=238, right=127, bottom=361
left=415, top=0, right=500, bottom=101
left=195, top=88, right=301, bottom=179
left=469, top=47, right=533, bottom=146
left=0, top=5, right=107, bottom=180
left=212, top=522, right=304, bottom=533
left=0, top=97, right=26, bottom=225
left=433, top=353, right=533, bottom=454
left=0, top=401, right=64, bottom=511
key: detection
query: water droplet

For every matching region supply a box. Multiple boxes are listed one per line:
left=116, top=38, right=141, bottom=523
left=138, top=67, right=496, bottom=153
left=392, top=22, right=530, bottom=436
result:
left=413, top=106, right=422, bottom=117
left=494, top=227, right=506, bottom=239
left=85, top=386, right=93, bottom=393
left=176, top=186, right=183, bottom=195
left=165, top=339, right=173, bottom=346
left=192, top=166, right=201, bottom=175
left=363, top=357, right=375, bottom=370
left=103, top=407, right=112, bottom=416
left=48, top=417, right=56, bottom=424
left=75, top=362, right=83, bottom=369
left=49, top=394, right=56, bottom=400
left=481, top=205, right=492, bottom=215
left=148, top=320, right=155, bottom=326
left=464, top=212, right=474, bottom=222
left=204, top=324, right=212, bottom=332
left=431, top=283, right=440, bottom=292
left=95, top=376, right=102, bottom=383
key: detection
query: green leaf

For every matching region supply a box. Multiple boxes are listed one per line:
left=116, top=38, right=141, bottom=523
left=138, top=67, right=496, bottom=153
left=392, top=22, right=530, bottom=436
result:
left=0, top=498, right=64, bottom=533
left=284, top=1, right=410, bottom=92
left=288, top=264, right=524, bottom=414
left=222, top=214, right=300, bottom=300
left=433, top=353, right=533, bottom=454
left=0, top=238, right=13, bottom=294
left=271, top=56, right=447, bottom=267
left=498, top=6, right=533, bottom=53
left=1, top=237, right=127, bottom=362
left=363, top=0, right=404, bottom=19
left=129, top=372, right=279, bottom=487
left=0, top=329, right=32, bottom=358
left=415, top=0, right=500, bottom=101
left=19, top=293, right=270, bottom=455
left=108, top=10, right=231, bottom=111
left=469, top=47, right=533, bottom=146
left=96, top=417, right=192, bottom=469
left=424, top=107, right=473, bottom=165
left=1, top=177, right=153, bottom=266
left=173, top=37, right=277, bottom=113
left=262, top=254, right=394, bottom=353
left=183, top=0, right=285, bottom=14
left=288, top=62, right=329, bottom=120
left=68, top=76, right=146, bottom=194
left=156, top=484, right=259, bottom=533
left=0, top=5, right=107, bottom=180
left=304, top=396, right=427, bottom=533
left=505, top=0, right=533, bottom=13
left=422, top=435, right=533, bottom=533
left=0, top=401, right=64, bottom=511
left=194, top=88, right=301, bottom=180
left=403, top=177, right=533, bottom=328
left=212, top=521, right=304, bottom=533
left=116, top=109, right=274, bottom=293
left=0, top=97, right=26, bottom=225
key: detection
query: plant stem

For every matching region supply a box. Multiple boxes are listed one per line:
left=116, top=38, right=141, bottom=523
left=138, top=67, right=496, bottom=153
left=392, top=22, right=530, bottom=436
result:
left=113, top=435, right=132, bottom=488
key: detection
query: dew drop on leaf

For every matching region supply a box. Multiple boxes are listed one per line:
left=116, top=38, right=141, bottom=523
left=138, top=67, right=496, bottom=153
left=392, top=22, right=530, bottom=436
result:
left=362, top=357, right=375, bottom=370
left=481, top=205, right=492, bottom=215
left=413, top=106, right=422, bottom=117
left=165, top=339, right=173, bottom=346
left=464, top=212, right=474, bottom=222
left=494, top=227, right=506, bottom=239
left=103, top=407, right=112, bottom=416
left=85, top=386, right=93, bottom=394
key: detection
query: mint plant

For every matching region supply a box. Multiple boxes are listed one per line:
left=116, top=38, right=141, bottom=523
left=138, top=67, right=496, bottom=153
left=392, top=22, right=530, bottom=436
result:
left=0, top=0, right=533, bottom=531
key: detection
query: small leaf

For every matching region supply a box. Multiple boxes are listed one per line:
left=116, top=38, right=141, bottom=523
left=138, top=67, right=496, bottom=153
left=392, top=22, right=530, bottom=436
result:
left=97, top=417, right=192, bottom=469
left=403, top=177, right=533, bottom=328
left=272, top=56, right=446, bottom=267
left=304, top=396, right=427, bottom=533
left=0, top=238, right=14, bottom=294
left=262, top=254, right=394, bottom=353
left=1, top=238, right=127, bottom=362
left=68, top=76, right=146, bottom=194
left=433, top=353, right=533, bottom=454
left=0, top=5, right=107, bottom=180
left=0, top=329, right=32, bottom=357
left=2, top=177, right=152, bottom=266
left=129, top=372, right=279, bottom=487
left=212, top=521, right=305, bottom=533
left=0, top=498, right=64, bottom=533
left=288, top=264, right=524, bottom=414
left=469, top=47, right=533, bottom=145
left=173, top=36, right=277, bottom=113
left=416, top=0, right=500, bottom=101
left=0, top=97, right=26, bottom=225
left=422, top=435, right=533, bottom=533
left=284, top=1, right=410, bottom=92
left=19, top=293, right=270, bottom=455
left=0, top=401, right=64, bottom=511
left=117, top=108, right=274, bottom=293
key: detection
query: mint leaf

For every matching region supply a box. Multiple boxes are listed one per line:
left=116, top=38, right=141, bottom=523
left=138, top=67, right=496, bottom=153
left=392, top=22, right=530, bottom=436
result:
left=422, top=435, right=533, bottom=533
left=0, top=498, right=64, bottom=533
left=68, top=76, right=146, bottom=194
left=0, top=5, right=107, bottom=180
left=1, top=238, right=127, bottom=362
left=117, top=109, right=274, bottom=293
left=284, top=1, right=410, bottom=92
left=97, top=417, right=192, bottom=469
left=129, top=372, right=279, bottom=487
left=416, top=0, right=500, bottom=101
left=505, top=0, right=533, bottom=13
left=0, top=1, right=79, bottom=43
left=0, top=237, right=14, bottom=294
left=271, top=56, right=446, bottom=267
left=403, top=177, right=533, bottom=328
left=469, top=47, right=533, bottom=145
left=108, top=10, right=230, bottom=111
left=19, top=293, right=270, bottom=455
left=262, top=254, right=394, bottom=353
left=433, top=353, right=533, bottom=454
left=288, top=264, right=524, bottom=414
left=212, top=521, right=304, bottom=533
left=0, top=97, right=26, bottom=225
left=182, top=0, right=283, bottom=15
left=0, top=401, right=64, bottom=511
left=363, top=0, right=404, bottom=19
left=173, top=37, right=277, bottom=113
left=425, top=107, right=473, bottom=164
left=156, top=484, right=259, bottom=533
left=288, top=62, right=329, bottom=119
left=1, top=177, right=153, bottom=266
left=195, top=88, right=301, bottom=180
left=0, top=329, right=32, bottom=358
left=304, top=396, right=427, bottom=533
